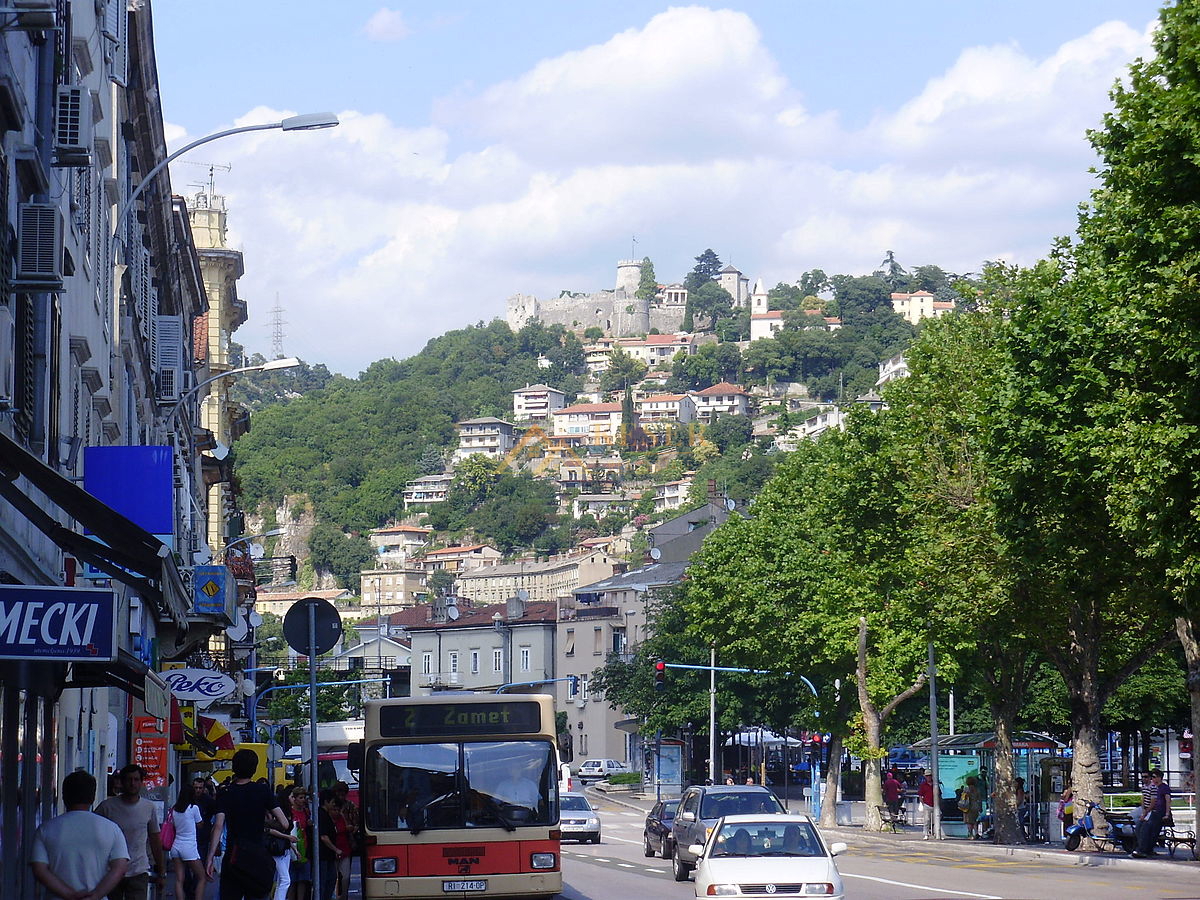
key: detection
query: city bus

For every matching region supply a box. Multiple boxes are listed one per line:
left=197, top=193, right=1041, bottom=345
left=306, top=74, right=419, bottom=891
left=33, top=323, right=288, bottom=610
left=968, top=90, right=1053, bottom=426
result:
left=350, top=693, right=563, bottom=899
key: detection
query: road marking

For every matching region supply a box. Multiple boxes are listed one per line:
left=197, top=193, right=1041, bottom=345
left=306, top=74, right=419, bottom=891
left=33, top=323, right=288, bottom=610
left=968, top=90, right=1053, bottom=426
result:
left=617, top=863, right=637, bottom=868
left=599, top=835, right=644, bottom=846
left=842, top=873, right=1002, bottom=899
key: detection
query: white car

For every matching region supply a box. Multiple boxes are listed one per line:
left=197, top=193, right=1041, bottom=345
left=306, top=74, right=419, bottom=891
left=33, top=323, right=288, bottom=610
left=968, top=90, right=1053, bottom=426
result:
left=558, top=791, right=601, bottom=843
left=689, top=813, right=847, bottom=899
left=575, top=758, right=628, bottom=783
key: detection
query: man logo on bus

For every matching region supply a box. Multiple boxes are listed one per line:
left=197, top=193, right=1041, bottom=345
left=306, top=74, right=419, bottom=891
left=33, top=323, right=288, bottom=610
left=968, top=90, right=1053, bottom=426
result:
left=450, top=857, right=481, bottom=867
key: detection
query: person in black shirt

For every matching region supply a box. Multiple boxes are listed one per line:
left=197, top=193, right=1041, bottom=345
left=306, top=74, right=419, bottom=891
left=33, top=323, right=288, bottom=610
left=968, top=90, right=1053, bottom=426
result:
left=206, top=749, right=289, bottom=900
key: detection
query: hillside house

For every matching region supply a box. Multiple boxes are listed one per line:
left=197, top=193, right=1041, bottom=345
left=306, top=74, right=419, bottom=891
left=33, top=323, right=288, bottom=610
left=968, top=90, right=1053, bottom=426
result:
left=552, top=402, right=628, bottom=445
left=453, top=417, right=519, bottom=463
left=369, top=524, right=431, bottom=565
left=513, top=384, right=567, bottom=422
left=403, top=473, right=454, bottom=508
left=637, top=393, right=697, bottom=425
left=690, top=382, right=751, bottom=421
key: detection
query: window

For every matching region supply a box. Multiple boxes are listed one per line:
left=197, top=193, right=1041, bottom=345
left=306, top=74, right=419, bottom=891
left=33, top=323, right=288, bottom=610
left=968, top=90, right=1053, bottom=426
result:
left=421, top=652, right=432, bottom=675
left=520, top=647, right=530, bottom=673
left=593, top=626, right=603, bottom=655
left=612, top=628, right=626, bottom=655
left=493, top=648, right=503, bottom=673
left=564, top=628, right=575, bottom=656
left=470, top=651, right=480, bottom=674
left=448, top=652, right=458, bottom=674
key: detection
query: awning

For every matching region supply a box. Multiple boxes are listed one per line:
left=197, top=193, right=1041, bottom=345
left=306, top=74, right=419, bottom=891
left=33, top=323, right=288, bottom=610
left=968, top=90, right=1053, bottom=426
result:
left=65, top=648, right=170, bottom=719
left=0, top=432, right=189, bottom=633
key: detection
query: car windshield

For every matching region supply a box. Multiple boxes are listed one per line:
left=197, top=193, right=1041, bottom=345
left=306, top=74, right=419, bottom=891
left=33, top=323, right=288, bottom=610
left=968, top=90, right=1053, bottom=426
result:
left=363, top=740, right=557, bottom=833
left=560, top=795, right=592, bottom=811
left=699, top=792, right=785, bottom=819
left=711, top=821, right=825, bottom=858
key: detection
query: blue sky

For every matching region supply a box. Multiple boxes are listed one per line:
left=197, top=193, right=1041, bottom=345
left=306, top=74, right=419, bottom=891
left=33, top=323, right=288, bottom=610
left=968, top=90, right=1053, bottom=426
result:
left=152, top=2, right=1163, bottom=375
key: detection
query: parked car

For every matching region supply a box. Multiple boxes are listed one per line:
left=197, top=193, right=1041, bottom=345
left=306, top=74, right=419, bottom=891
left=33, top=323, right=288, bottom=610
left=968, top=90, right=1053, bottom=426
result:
left=671, top=784, right=786, bottom=881
left=559, top=791, right=601, bottom=843
left=576, top=758, right=628, bottom=783
left=688, top=813, right=847, bottom=898
left=643, top=798, right=679, bottom=859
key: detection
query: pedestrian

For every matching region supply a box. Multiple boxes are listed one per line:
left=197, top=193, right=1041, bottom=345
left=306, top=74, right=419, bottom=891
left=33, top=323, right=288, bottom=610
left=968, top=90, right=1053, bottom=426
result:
left=169, top=783, right=208, bottom=900
left=918, top=770, right=936, bottom=839
left=95, top=763, right=166, bottom=900
left=329, top=791, right=353, bottom=900
left=1056, top=787, right=1075, bottom=834
left=1013, top=777, right=1029, bottom=839
left=205, top=748, right=289, bottom=900
left=287, top=785, right=312, bottom=900
left=959, top=776, right=982, bottom=839
left=31, top=770, right=130, bottom=899
left=723, top=776, right=735, bottom=786
left=316, top=789, right=344, bottom=900
left=267, top=784, right=298, bottom=900
left=1131, top=771, right=1154, bottom=825
left=883, top=770, right=903, bottom=818
left=1131, top=768, right=1171, bottom=858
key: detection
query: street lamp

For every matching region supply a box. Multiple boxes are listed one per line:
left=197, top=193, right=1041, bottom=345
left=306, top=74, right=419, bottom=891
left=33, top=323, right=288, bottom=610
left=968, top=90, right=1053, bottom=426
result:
left=164, top=356, right=300, bottom=438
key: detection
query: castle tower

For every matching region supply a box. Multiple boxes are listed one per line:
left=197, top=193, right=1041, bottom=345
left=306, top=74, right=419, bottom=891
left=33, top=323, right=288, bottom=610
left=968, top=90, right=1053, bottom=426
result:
left=751, top=277, right=769, bottom=314
left=718, top=264, right=750, bottom=307
left=615, top=259, right=643, bottom=295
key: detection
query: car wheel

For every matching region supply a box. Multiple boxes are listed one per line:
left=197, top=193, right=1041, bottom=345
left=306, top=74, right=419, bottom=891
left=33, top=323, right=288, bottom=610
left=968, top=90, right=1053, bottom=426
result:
left=672, top=848, right=691, bottom=882
left=661, top=837, right=673, bottom=860
left=643, top=836, right=655, bottom=857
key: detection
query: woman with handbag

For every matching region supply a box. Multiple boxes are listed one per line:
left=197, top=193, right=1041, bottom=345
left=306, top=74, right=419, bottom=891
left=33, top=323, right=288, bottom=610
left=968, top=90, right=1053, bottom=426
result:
left=169, top=783, right=208, bottom=900
left=266, top=785, right=298, bottom=900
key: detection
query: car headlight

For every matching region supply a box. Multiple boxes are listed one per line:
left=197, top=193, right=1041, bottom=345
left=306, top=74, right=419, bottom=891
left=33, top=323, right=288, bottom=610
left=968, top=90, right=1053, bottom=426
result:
left=706, top=886, right=738, bottom=897
left=586, top=817, right=599, bottom=826
left=802, top=884, right=836, bottom=895
left=371, top=857, right=397, bottom=875
left=530, top=852, right=557, bottom=870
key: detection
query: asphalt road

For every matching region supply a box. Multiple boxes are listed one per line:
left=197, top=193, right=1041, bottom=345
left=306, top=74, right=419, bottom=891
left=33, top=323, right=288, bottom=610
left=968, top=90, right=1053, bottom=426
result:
left=567, top=794, right=1200, bottom=900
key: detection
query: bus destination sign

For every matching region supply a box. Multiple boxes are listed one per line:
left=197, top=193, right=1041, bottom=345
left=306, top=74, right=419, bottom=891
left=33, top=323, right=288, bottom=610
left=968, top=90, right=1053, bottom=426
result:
left=380, top=701, right=542, bottom=738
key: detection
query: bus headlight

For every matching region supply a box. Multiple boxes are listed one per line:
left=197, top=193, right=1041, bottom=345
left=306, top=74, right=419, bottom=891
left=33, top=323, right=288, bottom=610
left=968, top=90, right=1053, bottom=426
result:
left=530, top=852, right=557, bottom=869
left=371, top=857, right=398, bottom=875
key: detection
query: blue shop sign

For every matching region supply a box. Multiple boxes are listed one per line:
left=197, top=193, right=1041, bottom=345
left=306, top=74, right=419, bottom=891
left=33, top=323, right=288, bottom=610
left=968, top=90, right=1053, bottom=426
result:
left=0, top=585, right=117, bottom=661
left=193, top=565, right=235, bottom=618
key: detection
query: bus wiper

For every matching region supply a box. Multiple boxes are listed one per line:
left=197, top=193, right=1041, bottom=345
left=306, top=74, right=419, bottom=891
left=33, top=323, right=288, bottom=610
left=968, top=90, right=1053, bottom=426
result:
left=484, top=795, right=518, bottom=832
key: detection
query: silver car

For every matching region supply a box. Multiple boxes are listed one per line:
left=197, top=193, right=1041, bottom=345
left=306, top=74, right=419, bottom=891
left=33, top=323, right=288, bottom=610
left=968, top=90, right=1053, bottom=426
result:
left=559, top=791, right=601, bottom=843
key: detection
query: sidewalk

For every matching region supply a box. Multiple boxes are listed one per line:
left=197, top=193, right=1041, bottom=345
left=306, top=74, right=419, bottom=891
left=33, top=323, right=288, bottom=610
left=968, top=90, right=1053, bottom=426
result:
left=585, top=786, right=1197, bottom=873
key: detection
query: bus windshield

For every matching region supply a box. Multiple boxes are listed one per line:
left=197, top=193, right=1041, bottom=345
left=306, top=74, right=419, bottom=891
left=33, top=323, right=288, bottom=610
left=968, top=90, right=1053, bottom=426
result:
left=364, top=739, right=557, bottom=834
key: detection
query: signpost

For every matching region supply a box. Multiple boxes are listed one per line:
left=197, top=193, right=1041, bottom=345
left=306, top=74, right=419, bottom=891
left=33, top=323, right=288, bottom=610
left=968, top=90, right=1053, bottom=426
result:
left=0, top=584, right=116, bottom=661
left=283, top=597, right=342, bottom=900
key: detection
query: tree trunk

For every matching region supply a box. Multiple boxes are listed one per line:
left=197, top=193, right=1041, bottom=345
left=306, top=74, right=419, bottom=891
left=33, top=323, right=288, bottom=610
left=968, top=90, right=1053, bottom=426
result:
left=819, top=732, right=843, bottom=828
left=991, top=693, right=1023, bottom=844
left=1175, top=616, right=1200, bottom=834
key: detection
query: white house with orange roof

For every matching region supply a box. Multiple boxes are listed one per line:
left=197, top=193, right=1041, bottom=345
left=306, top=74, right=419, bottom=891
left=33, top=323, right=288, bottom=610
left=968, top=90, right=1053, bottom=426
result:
left=750, top=310, right=785, bottom=342
left=512, top=384, right=567, bottom=422
left=552, top=401, right=628, bottom=444
left=636, top=393, right=697, bottom=424
left=420, top=544, right=503, bottom=574
left=891, top=290, right=955, bottom=326
left=615, top=333, right=697, bottom=367
left=690, top=382, right=751, bottom=421
left=368, top=524, right=432, bottom=566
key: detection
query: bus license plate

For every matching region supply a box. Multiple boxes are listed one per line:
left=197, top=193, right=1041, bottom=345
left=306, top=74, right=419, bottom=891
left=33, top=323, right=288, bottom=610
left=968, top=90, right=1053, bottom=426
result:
left=443, top=880, right=487, bottom=892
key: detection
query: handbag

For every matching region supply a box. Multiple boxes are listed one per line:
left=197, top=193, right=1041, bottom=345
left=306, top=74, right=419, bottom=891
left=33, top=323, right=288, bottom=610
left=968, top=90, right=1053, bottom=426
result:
left=160, top=809, right=176, bottom=851
left=266, top=831, right=291, bottom=857
left=226, top=840, right=276, bottom=896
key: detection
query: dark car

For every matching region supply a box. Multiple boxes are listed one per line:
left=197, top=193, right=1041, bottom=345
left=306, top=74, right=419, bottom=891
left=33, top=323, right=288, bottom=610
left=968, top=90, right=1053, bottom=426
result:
left=643, top=797, right=679, bottom=859
left=670, top=784, right=786, bottom=881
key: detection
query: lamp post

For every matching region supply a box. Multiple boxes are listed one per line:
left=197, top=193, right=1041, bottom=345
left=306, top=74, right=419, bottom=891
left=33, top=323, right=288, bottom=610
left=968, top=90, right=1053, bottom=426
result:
left=165, top=356, right=300, bottom=439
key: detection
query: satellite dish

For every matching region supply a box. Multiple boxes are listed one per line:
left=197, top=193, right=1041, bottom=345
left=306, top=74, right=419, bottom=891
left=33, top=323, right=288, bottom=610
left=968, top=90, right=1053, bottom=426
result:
left=248, top=611, right=263, bottom=628
left=248, top=542, right=266, bottom=560
left=649, top=547, right=662, bottom=560
left=726, top=498, right=736, bottom=511
left=517, top=589, right=529, bottom=601
left=447, top=606, right=460, bottom=621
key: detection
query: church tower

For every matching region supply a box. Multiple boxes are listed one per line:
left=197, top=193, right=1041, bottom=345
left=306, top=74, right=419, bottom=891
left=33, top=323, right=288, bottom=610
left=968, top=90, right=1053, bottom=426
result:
left=751, top=278, right=769, bottom=314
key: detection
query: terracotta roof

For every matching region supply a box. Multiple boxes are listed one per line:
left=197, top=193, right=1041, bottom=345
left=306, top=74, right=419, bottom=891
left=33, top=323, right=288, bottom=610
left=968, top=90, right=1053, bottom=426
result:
left=751, top=311, right=784, bottom=320
left=890, top=290, right=934, bottom=299
left=932, top=301, right=955, bottom=309
left=643, top=333, right=692, bottom=345
left=407, top=600, right=558, bottom=631
left=694, top=382, right=748, bottom=397
left=824, top=317, right=843, bottom=324
left=555, top=402, right=623, bottom=414
left=640, top=394, right=686, bottom=403
left=373, top=524, right=432, bottom=535
left=513, top=383, right=564, bottom=394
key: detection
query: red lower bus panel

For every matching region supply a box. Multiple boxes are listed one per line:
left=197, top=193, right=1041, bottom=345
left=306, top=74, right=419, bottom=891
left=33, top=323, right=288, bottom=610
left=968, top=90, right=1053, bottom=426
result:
left=365, top=839, right=560, bottom=878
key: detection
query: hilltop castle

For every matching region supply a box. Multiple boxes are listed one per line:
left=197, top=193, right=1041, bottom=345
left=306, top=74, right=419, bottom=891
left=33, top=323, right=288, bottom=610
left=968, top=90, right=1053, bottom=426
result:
left=507, top=260, right=695, bottom=337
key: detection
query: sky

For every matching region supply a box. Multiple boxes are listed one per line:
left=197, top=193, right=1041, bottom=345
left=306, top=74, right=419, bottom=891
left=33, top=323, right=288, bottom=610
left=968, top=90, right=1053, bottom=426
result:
left=151, top=1, right=1165, bottom=376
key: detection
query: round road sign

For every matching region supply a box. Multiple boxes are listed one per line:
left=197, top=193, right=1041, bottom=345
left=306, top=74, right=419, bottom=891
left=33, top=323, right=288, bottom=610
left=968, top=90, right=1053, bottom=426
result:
left=283, top=597, right=343, bottom=656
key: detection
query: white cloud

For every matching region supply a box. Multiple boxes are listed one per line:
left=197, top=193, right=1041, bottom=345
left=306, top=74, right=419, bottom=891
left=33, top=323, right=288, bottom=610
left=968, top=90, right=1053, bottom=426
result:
left=168, top=12, right=1157, bottom=374
left=362, top=8, right=410, bottom=42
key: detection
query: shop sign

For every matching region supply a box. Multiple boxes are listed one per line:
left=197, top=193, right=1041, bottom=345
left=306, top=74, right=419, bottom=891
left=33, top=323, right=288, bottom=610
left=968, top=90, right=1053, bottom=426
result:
left=132, top=716, right=168, bottom=790
left=0, top=584, right=116, bottom=661
left=162, top=667, right=238, bottom=701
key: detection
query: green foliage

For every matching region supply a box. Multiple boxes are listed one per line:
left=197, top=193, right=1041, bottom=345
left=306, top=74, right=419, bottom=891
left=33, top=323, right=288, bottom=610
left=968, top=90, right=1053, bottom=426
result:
left=704, top=415, right=753, bottom=454
left=600, top=349, right=648, bottom=393
left=669, top=343, right=743, bottom=391
left=609, top=771, right=643, bottom=785
left=583, top=326, right=605, bottom=341
left=307, top=523, right=373, bottom=589
left=636, top=257, right=658, bottom=301
left=427, top=467, right=560, bottom=552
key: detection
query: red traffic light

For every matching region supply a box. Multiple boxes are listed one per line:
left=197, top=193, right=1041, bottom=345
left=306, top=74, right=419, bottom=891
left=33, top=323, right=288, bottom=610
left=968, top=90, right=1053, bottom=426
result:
left=655, top=661, right=666, bottom=672
left=653, top=659, right=666, bottom=691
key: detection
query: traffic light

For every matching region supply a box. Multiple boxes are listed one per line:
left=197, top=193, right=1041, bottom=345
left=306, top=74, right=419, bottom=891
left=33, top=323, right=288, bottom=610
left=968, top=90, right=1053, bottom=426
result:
left=654, top=659, right=666, bottom=692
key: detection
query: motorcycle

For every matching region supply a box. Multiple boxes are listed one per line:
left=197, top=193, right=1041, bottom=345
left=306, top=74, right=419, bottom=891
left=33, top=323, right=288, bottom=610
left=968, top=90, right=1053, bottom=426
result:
left=1063, top=800, right=1137, bottom=853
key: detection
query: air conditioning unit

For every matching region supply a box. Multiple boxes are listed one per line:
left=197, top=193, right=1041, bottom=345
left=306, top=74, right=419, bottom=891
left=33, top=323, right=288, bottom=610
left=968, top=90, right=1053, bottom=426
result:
left=0, top=305, right=14, bottom=408
left=15, top=203, right=63, bottom=289
left=53, top=86, right=92, bottom=167
left=12, top=0, right=55, bottom=29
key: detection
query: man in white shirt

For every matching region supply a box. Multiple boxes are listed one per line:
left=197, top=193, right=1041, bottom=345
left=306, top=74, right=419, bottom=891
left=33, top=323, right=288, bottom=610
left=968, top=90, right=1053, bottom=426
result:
left=31, top=770, right=130, bottom=900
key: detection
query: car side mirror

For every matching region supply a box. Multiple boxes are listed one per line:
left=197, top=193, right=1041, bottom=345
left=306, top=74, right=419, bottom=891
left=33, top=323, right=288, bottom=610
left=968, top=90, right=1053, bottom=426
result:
left=829, top=841, right=848, bottom=857
left=680, top=811, right=695, bottom=822
left=688, top=844, right=705, bottom=857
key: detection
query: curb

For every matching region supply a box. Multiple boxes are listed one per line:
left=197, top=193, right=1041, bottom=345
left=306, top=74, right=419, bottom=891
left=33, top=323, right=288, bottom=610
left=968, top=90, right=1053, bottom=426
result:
left=586, top=786, right=653, bottom=815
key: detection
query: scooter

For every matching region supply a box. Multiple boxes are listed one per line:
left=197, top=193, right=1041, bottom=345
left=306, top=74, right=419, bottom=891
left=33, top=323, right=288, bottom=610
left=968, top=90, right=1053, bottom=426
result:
left=1063, top=800, right=1137, bottom=852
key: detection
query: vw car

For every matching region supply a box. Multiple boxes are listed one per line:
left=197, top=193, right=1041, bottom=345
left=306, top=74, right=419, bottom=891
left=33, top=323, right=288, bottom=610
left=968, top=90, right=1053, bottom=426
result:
left=688, top=814, right=847, bottom=898
left=559, top=791, right=601, bottom=843
left=576, top=758, right=628, bottom=783
left=643, top=797, right=679, bottom=858
left=671, top=784, right=786, bottom=880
